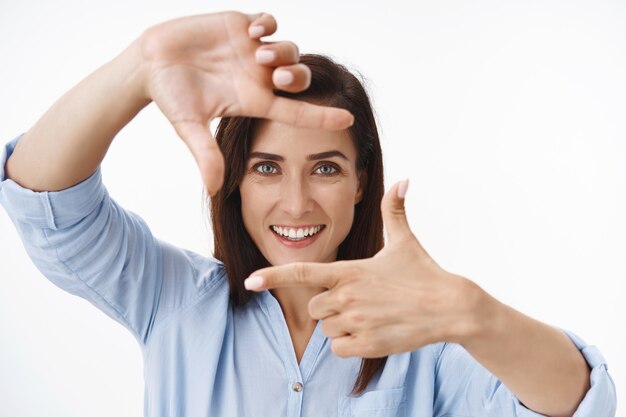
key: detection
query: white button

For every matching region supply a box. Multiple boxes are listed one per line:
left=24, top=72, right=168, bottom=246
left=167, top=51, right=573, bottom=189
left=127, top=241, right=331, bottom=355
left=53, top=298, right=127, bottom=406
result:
left=292, top=382, right=303, bottom=392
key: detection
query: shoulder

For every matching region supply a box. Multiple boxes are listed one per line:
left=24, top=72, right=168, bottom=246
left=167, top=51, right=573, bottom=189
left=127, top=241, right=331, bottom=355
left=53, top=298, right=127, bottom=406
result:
left=156, top=239, right=229, bottom=301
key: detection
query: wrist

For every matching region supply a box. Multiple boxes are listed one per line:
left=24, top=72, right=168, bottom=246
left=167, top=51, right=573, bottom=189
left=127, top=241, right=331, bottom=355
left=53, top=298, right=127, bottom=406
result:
left=111, top=36, right=152, bottom=107
left=447, top=276, right=503, bottom=345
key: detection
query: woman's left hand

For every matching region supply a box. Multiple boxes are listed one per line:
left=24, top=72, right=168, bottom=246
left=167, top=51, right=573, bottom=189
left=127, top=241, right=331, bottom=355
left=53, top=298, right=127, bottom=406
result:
left=245, top=180, right=487, bottom=358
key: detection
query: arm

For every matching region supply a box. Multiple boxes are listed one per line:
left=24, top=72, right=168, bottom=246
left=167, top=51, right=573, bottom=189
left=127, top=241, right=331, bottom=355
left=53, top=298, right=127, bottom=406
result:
left=246, top=180, right=616, bottom=417
left=433, top=330, right=615, bottom=417
left=1, top=11, right=352, bottom=343
left=458, top=287, right=590, bottom=417
left=5, top=11, right=353, bottom=194
left=5, top=39, right=149, bottom=192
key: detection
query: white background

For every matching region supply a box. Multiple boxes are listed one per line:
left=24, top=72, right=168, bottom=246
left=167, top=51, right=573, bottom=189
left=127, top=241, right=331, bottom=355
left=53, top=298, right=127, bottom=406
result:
left=1, top=0, right=624, bottom=416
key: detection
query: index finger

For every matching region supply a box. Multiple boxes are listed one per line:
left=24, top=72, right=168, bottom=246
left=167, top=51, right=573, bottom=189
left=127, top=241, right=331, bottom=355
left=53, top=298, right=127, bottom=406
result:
left=244, top=261, right=348, bottom=291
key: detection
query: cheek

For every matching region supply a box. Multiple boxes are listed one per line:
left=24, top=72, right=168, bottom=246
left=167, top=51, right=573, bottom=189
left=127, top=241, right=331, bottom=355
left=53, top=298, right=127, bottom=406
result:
left=240, top=185, right=270, bottom=235
left=317, top=182, right=359, bottom=232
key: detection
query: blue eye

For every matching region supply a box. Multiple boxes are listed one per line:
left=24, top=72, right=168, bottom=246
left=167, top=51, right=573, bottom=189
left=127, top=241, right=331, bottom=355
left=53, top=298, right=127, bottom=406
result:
left=315, top=164, right=339, bottom=176
left=255, top=163, right=278, bottom=175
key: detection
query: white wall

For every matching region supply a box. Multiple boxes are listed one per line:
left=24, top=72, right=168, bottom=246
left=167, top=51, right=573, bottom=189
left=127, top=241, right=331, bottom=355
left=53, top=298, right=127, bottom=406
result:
left=1, top=1, right=624, bottom=416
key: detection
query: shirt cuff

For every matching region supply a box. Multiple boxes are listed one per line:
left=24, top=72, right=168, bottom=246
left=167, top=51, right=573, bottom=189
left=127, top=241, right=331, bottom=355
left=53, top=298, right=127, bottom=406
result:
left=0, top=134, right=105, bottom=230
left=562, top=329, right=617, bottom=417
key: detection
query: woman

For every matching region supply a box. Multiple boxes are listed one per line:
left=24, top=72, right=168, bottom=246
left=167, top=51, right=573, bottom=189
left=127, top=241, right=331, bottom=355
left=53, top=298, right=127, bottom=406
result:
left=0, top=11, right=615, bottom=417
left=210, top=53, right=386, bottom=396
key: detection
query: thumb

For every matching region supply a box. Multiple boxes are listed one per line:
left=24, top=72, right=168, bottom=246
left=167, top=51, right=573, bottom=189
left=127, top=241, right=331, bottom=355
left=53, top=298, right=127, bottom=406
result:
left=173, top=120, right=225, bottom=196
left=265, top=96, right=354, bottom=131
left=381, top=179, right=412, bottom=244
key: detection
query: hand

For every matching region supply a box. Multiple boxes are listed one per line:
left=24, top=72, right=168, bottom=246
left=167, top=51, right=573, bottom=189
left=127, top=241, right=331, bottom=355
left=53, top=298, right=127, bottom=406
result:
left=139, top=12, right=354, bottom=194
left=244, top=180, right=484, bottom=358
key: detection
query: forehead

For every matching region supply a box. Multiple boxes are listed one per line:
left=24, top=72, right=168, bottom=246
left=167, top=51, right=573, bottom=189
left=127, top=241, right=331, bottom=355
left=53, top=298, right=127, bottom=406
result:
left=251, top=120, right=356, bottom=158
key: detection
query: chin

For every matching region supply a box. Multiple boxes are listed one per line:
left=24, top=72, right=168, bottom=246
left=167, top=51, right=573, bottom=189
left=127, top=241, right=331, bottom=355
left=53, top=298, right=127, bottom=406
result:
left=269, top=252, right=323, bottom=266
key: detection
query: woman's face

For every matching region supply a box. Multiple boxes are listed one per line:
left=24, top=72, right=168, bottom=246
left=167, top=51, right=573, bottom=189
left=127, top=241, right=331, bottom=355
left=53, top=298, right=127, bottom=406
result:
left=239, top=120, right=363, bottom=266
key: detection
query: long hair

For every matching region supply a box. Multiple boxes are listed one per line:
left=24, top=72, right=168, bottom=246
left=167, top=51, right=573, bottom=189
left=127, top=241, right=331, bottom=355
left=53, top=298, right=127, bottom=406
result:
left=209, top=54, right=385, bottom=396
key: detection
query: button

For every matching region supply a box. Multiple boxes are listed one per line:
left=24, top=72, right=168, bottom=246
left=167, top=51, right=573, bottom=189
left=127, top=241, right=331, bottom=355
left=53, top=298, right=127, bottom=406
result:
left=292, top=382, right=303, bottom=392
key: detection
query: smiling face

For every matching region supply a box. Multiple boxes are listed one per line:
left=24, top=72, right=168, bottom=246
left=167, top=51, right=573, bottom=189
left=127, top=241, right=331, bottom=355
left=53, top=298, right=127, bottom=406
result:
left=239, top=120, right=363, bottom=266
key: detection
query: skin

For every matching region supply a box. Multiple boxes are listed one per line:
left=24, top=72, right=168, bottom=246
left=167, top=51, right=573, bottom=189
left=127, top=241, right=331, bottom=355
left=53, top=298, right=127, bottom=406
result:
left=239, top=121, right=363, bottom=356
left=246, top=181, right=592, bottom=417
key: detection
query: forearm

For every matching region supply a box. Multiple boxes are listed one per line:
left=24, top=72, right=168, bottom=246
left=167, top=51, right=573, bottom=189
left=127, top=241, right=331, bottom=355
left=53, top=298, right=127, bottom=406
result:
left=461, top=286, right=590, bottom=417
left=5, top=37, right=150, bottom=191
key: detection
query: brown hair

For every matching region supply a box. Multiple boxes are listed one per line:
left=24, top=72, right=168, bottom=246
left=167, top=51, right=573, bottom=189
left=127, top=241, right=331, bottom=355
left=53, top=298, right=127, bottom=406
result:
left=209, top=54, right=385, bottom=396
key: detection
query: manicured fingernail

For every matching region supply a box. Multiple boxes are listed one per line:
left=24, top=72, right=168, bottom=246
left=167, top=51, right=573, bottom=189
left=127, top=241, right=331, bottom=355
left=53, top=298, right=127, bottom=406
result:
left=255, top=49, right=275, bottom=64
left=245, top=275, right=264, bottom=290
left=397, top=179, right=409, bottom=199
left=249, top=25, right=264, bottom=38
left=273, top=70, right=294, bottom=86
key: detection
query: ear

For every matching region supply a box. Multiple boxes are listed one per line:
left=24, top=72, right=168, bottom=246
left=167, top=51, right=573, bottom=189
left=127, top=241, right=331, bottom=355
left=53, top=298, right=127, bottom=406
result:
left=355, top=171, right=367, bottom=204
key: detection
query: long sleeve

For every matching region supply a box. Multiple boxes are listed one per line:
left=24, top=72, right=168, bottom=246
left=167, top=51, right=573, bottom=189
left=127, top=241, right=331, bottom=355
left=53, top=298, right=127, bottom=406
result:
left=0, top=134, right=226, bottom=346
left=433, top=329, right=616, bottom=417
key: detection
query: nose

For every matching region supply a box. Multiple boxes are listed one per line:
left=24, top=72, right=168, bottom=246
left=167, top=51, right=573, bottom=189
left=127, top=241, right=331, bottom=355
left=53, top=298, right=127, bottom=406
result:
left=278, top=176, right=314, bottom=219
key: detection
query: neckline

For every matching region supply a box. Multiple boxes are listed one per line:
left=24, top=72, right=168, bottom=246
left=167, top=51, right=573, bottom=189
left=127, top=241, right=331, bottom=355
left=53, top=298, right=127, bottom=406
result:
left=257, top=290, right=328, bottom=383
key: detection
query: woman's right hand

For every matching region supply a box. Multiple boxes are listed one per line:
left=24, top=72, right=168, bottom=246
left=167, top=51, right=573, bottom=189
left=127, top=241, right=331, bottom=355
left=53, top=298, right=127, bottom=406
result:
left=137, top=12, right=353, bottom=194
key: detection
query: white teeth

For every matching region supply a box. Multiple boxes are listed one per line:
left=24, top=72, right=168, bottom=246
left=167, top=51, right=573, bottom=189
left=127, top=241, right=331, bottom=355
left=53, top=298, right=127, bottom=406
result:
left=271, top=225, right=324, bottom=240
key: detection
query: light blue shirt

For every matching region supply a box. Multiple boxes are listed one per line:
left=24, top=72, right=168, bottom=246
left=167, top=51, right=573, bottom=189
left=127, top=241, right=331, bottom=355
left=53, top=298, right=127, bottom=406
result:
left=0, top=135, right=616, bottom=417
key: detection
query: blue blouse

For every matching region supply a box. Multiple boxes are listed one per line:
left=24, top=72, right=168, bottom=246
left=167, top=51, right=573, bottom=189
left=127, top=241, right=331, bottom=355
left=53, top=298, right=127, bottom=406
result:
left=0, top=135, right=616, bottom=417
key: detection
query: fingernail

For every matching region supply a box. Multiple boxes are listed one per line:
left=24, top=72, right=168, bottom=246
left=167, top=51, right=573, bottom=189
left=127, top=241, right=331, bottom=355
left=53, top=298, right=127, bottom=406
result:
left=397, top=179, right=409, bottom=199
left=244, top=275, right=264, bottom=290
left=255, top=50, right=275, bottom=64
left=248, top=25, right=264, bottom=38
left=273, top=70, right=294, bottom=86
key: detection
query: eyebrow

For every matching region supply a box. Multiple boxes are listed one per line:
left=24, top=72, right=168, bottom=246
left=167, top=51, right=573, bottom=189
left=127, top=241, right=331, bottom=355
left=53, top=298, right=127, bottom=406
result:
left=248, top=150, right=349, bottom=162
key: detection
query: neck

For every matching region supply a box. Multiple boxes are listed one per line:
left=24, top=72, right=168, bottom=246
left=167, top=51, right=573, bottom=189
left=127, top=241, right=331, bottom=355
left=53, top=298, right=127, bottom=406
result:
left=270, top=286, right=326, bottom=331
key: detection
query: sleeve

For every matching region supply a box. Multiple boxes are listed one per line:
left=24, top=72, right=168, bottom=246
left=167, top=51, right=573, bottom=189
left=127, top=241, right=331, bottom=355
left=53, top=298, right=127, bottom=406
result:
left=0, top=134, right=225, bottom=345
left=432, top=329, right=616, bottom=417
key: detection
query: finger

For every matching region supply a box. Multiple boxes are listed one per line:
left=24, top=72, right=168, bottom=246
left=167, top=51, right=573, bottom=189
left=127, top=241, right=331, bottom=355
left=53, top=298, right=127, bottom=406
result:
left=308, top=290, right=339, bottom=319
left=173, top=121, right=224, bottom=196
left=264, top=96, right=354, bottom=130
left=381, top=180, right=413, bottom=244
left=330, top=334, right=359, bottom=358
left=272, top=63, right=310, bottom=93
left=247, top=12, right=277, bottom=38
left=320, top=315, right=351, bottom=338
left=255, top=41, right=300, bottom=66
left=332, top=334, right=387, bottom=358
left=244, top=261, right=348, bottom=291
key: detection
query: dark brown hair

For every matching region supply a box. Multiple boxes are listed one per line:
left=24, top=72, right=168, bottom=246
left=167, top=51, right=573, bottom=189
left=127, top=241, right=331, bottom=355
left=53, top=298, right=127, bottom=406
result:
left=209, top=54, right=385, bottom=396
